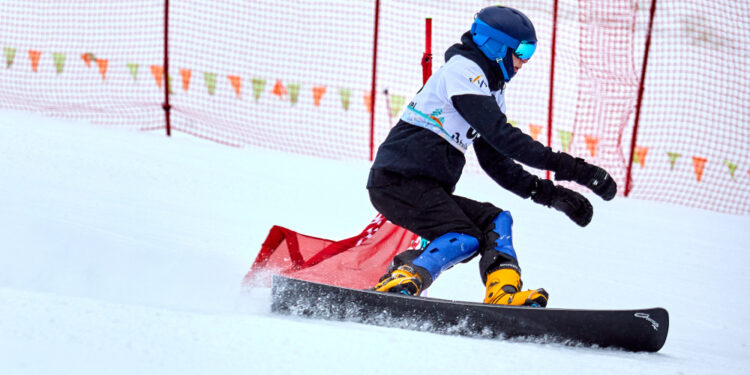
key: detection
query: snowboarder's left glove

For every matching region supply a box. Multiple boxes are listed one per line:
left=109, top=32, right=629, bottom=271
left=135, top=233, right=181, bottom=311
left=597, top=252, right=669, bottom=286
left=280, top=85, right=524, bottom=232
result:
left=555, top=155, right=617, bottom=201
left=531, top=179, right=593, bottom=227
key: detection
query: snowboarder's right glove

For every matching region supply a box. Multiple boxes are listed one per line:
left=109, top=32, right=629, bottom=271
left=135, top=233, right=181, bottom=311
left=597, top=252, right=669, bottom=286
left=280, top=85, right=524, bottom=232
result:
left=531, top=179, right=593, bottom=227
left=554, top=154, right=617, bottom=201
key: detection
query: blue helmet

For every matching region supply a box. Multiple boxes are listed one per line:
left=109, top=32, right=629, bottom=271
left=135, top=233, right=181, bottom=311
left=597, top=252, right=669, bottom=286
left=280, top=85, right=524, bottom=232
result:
left=471, top=6, right=537, bottom=82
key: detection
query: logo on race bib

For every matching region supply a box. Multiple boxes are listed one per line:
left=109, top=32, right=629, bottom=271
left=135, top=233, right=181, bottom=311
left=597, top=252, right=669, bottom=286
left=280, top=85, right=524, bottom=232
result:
left=469, top=75, right=487, bottom=89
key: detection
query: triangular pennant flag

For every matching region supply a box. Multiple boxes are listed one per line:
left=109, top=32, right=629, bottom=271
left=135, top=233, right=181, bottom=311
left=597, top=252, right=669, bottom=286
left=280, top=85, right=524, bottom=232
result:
left=633, top=146, right=649, bottom=167
left=339, top=88, right=352, bottom=111
left=204, top=72, right=217, bottom=95
left=151, top=65, right=164, bottom=88
left=507, top=119, right=518, bottom=127
left=364, top=92, right=373, bottom=113
left=312, top=86, right=326, bottom=107
left=667, top=152, right=681, bottom=170
left=724, top=160, right=738, bottom=179
left=4, top=47, right=16, bottom=68
left=251, top=78, right=266, bottom=101
left=288, top=83, right=300, bottom=105
left=28, top=50, right=41, bottom=72
left=180, top=69, right=191, bottom=91
left=229, top=76, right=243, bottom=98
left=167, top=74, right=173, bottom=94
left=558, top=130, right=573, bottom=152
left=96, top=59, right=108, bottom=80
left=692, top=156, right=707, bottom=182
left=584, top=135, right=599, bottom=157
left=528, top=124, right=542, bottom=141
left=390, top=95, right=405, bottom=117
left=127, top=63, right=139, bottom=80
left=52, top=52, right=65, bottom=74
left=81, top=53, right=95, bottom=68
left=272, top=80, right=287, bottom=98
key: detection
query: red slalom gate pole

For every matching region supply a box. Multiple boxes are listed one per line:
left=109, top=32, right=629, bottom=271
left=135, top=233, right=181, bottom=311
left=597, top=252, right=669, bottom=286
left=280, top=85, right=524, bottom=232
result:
left=422, top=17, right=432, bottom=84
left=545, top=0, right=559, bottom=180
left=368, top=0, right=381, bottom=161
left=625, top=0, right=658, bottom=196
left=162, top=0, right=172, bottom=136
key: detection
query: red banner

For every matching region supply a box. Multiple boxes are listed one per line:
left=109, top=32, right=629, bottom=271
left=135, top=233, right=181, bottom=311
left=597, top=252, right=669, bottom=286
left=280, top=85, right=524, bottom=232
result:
left=244, top=214, right=420, bottom=290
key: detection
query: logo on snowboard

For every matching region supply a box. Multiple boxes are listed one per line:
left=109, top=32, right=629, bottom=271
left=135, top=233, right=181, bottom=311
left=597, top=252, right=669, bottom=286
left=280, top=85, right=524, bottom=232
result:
left=634, top=312, right=659, bottom=331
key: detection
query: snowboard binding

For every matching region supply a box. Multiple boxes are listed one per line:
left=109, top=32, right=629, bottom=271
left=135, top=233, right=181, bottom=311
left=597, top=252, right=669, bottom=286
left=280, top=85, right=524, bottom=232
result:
left=373, top=265, right=423, bottom=296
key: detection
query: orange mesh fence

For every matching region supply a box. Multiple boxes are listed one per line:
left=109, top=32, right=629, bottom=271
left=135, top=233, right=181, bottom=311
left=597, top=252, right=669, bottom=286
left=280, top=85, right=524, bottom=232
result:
left=1, top=0, right=748, bottom=213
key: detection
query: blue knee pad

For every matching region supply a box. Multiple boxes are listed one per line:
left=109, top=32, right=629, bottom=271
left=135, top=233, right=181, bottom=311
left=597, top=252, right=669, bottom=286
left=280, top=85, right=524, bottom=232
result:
left=412, top=233, right=479, bottom=282
left=491, top=211, right=517, bottom=260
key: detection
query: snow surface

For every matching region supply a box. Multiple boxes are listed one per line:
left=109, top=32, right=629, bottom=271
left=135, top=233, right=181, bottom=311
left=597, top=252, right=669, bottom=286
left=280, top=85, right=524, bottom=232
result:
left=1, top=109, right=749, bottom=374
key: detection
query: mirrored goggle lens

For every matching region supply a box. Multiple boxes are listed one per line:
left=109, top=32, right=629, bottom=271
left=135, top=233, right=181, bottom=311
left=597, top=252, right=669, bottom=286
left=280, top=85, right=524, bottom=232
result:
left=514, top=41, right=536, bottom=60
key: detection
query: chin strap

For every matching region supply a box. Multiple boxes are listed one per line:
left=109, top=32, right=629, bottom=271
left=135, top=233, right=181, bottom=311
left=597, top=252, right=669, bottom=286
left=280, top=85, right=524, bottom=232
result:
left=496, top=45, right=510, bottom=81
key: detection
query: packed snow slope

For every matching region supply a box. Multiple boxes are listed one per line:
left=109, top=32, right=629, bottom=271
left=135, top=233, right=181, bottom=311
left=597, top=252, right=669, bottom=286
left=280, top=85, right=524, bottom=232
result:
left=1, top=110, right=749, bottom=375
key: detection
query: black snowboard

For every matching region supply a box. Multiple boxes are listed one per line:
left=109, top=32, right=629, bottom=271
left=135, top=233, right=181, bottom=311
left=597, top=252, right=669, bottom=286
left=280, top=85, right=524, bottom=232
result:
left=271, top=275, right=669, bottom=352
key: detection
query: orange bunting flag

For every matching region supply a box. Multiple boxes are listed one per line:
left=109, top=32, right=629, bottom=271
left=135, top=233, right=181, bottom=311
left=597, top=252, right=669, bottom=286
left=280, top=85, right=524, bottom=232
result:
left=28, top=50, right=41, bottom=72
left=634, top=146, right=649, bottom=168
left=227, top=75, right=242, bottom=97
left=180, top=69, right=191, bottom=91
left=312, top=86, right=326, bottom=107
left=528, top=124, right=542, bottom=141
left=226, top=76, right=242, bottom=98
left=96, top=59, right=108, bottom=80
left=81, top=53, right=95, bottom=67
left=272, top=79, right=287, bottom=98
left=584, top=135, right=599, bottom=157
left=692, top=157, right=707, bottom=182
left=151, top=65, right=164, bottom=89
left=364, top=92, right=373, bottom=113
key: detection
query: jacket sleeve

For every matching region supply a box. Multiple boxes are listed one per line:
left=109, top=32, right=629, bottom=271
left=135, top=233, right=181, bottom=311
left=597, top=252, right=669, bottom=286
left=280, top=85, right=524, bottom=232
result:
left=452, top=93, right=565, bottom=172
left=474, top=137, right=540, bottom=199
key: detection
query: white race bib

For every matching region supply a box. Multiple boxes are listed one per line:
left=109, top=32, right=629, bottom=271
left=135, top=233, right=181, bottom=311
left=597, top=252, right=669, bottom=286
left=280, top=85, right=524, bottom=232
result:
left=401, top=55, right=506, bottom=152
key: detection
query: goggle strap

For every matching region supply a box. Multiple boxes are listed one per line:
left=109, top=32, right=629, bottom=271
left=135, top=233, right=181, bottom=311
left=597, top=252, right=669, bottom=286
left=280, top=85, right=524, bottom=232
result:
left=472, top=18, right=536, bottom=60
left=472, top=19, right=521, bottom=50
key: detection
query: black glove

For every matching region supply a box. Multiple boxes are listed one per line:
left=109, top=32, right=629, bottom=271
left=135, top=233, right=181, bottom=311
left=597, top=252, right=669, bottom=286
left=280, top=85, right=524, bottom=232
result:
left=531, top=179, right=593, bottom=227
left=555, top=155, right=617, bottom=201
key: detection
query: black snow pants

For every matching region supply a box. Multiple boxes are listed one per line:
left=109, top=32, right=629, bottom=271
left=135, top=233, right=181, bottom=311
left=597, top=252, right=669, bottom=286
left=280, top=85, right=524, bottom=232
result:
left=367, top=169, right=518, bottom=285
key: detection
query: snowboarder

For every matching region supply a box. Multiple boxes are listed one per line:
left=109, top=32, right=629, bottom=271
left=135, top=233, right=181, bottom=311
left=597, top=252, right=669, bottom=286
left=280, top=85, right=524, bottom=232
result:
left=367, top=6, right=617, bottom=306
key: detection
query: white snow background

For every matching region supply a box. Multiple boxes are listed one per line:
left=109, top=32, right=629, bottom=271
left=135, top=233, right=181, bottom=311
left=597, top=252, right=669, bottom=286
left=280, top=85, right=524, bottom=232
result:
left=1, top=109, right=749, bottom=374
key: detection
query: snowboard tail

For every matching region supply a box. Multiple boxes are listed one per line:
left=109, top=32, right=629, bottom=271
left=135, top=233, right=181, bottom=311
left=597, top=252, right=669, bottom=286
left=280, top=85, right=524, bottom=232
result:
left=271, top=275, right=669, bottom=352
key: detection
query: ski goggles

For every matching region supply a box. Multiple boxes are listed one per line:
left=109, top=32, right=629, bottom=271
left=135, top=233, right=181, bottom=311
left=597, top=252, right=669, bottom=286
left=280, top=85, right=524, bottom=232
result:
left=471, top=18, right=537, bottom=61
left=512, top=40, right=536, bottom=60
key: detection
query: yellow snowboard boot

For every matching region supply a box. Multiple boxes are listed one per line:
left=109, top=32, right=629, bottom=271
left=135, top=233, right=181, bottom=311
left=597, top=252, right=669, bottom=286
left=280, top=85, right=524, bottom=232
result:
left=374, top=265, right=423, bottom=296
left=484, top=268, right=548, bottom=307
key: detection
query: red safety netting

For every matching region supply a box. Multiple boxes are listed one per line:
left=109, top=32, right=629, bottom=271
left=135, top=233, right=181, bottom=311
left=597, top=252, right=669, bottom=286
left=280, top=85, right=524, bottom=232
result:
left=1, top=0, right=748, bottom=213
left=621, top=0, right=750, bottom=214
left=0, top=1, right=165, bottom=129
